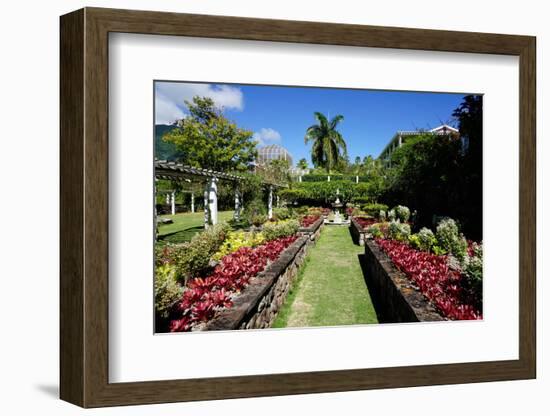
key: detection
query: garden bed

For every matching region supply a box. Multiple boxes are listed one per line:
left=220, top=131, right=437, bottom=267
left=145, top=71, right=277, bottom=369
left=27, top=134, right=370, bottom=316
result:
left=363, top=239, right=445, bottom=323
left=298, top=215, right=324, bottom=241
left=350, top=216, right=377, bottom=246
left=205, top=235, right=311, bottom=330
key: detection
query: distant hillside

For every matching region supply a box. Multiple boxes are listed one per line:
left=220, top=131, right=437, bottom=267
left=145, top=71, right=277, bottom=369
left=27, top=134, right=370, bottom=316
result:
left=155, top=124, right=182, bottom=161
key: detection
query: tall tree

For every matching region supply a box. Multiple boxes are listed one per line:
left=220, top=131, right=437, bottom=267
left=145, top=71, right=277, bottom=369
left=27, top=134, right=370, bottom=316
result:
left=382, top=95, right=483, bottom=239
left=304, top=112, right=347, bottom=173
left=163, top=96, right=257, bottom=172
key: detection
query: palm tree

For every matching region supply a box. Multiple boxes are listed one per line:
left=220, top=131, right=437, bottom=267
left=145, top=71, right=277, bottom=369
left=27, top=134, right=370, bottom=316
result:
left=304, top=112, right=347, bottom=173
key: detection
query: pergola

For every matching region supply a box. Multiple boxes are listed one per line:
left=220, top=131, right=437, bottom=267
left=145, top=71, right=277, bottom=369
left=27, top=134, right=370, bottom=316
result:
left=154, top=160, right=284, bottom=232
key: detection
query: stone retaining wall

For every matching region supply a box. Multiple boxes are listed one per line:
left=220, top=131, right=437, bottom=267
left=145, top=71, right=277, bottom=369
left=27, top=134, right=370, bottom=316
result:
left=204, top=235, right=312, bottom=330
left=350, top=217, right=368, bottom=246
left=298, top=216, right=324, bottom=241
left=363, top=240, right=444, bottom=323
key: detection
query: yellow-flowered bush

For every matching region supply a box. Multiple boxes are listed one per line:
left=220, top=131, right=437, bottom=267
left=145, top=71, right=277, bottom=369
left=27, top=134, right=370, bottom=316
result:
left=213, top=231, right=265, bottom=261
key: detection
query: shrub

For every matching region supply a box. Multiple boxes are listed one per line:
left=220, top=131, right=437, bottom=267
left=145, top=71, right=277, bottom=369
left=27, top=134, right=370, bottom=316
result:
left=353, top=196, right=372, bottom=205
left=213, top=231, right=265, bottom=261
left=432, top=244, right=447, bottom=256
left=262, top=219, right=299, bottom=241
left=388, top=208, right=396, bottom=221
left=244, top=198, right=267, bottom=223
left=251, top=214, right=267, bottom=227
left=172, top=223, right=230, bottom=282
left=409, top=227, right=436, bottom=251
left=155, top=263, right=182, bottom=318
left=361, top=203, right=389, bottom=217
left=463, top=242, right=483, bottom=303
left=436, top=218, right=468, bottom=260
left=295, top=206, right=309, bottom=215
left=307, top=207, right=326, bottom=216
left=367, top=223, right=383, bottom=239
left=394, top=205, right=411, bottom=222
left=379, top=210, right=387, bottom=221
left=272, top=207, right=292, bottom=221
left=388, top=220, right=411, bottom=241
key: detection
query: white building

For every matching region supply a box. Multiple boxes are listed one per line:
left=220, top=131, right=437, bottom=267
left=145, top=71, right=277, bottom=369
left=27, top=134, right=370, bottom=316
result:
left=256, top=144, right=293, bottom=167
left=378, top=124, right=459, bottom=166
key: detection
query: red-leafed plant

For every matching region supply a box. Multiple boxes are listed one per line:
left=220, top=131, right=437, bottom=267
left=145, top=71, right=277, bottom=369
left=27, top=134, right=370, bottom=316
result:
left=300, top=215, right=320, bottom=228
left=170, top=235, right=298, bottom=332
left=375, top=238, right=481, bottom=320
left=354, top=217, right=377, bottom=230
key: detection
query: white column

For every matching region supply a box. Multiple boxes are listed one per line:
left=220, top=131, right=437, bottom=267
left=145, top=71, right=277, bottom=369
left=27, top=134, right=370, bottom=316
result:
left=203, top=183, right=209, bottom=229
left=170, top=191, right=176, bottom=215
left=268, top=185, right=273, bottom=220
left=276, top=194, right=280, bottom=208
left=327, top=175, right=330, bottom=182
left=299, top=175, right=302, bottom=182
left=234, top=186, right=241, bottom=221
left=356, top=175, right=359, bottom=183
left=398, top=134, right=403, bottom=147
left=165, top=193, right=170, bottom=204
left=190, top=192, right=195, bottom=213
left=208, top=177, right=218, bottom=225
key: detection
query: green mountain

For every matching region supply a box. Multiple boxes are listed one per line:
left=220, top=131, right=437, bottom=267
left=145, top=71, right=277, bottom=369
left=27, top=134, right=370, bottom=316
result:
left=155, top=124, right=182, bottom=161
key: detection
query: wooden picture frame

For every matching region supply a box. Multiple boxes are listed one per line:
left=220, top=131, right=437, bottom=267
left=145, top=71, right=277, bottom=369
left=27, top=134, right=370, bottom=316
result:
left=60, top=7, right=536, bottom=408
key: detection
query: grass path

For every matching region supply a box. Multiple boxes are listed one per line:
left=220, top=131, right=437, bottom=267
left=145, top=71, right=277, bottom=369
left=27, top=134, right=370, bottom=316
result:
left=273, top=226, right=378, bottom=328
left=158, top=211, right=234, bottom=243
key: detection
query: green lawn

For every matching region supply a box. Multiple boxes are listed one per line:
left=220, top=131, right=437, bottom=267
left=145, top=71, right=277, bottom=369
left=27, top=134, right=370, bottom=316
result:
left=273, top=226, right=378, bottom=328
left=158, top=211, right=234, bottom=243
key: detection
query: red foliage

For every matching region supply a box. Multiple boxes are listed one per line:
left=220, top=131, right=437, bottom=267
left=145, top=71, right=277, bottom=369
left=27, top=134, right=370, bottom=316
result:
left=300, top=215, right=320, bottom=227
left=375, top=238, right=481, bottom=320
left=354, top=217, right=377, bottom=230
left=170, top=235, right=298, bottom=332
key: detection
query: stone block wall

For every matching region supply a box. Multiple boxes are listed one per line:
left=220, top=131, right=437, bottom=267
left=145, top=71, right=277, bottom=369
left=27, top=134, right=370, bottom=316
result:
left=350, top=217, right=367, bottom=246
left=298, top=216, right=324, bottom=241
left=363, top=240, right=444, bottom=323
left=205, top=235, right=312, bottom=331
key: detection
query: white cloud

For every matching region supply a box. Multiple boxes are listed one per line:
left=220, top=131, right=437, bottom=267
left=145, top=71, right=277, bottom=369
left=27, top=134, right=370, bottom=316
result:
left=253, top=128, right=282, bottom=145
left=154, top=82, right=244, bottom=125
left=155, top=94, right=185, bottom=125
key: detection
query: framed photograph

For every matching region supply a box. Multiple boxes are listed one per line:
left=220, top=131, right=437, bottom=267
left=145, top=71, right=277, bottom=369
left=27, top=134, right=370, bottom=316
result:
left=60, top=7, right=536, bottom=408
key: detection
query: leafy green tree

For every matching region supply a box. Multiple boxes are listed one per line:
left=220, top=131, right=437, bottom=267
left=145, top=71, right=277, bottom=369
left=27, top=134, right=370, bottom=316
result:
left=304, top=112, right=347, bottom=173
left=297, top=158, right=308, bottom=170
left=381, top=94, right=483, bottom=241
left=163, top=96, right=257, bottom=172
left=259, top=159, right=291, bottom=185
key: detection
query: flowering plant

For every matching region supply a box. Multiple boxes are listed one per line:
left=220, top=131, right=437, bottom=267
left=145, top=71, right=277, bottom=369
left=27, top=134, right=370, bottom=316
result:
left=394, top=205, right=411, bottom=222
left=170, top=235, right=298, bottom=332
left=213, top=231, right=265, bottom=261
left=355, top=217, right=377, bottom=230
left=300, top=215, right=320, bottom=228
left=376, top=238, right=481, bottom=320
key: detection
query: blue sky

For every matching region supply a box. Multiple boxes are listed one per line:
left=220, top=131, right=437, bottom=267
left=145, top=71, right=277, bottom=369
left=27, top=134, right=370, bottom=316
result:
left=155, top=81, right=469, bottom=164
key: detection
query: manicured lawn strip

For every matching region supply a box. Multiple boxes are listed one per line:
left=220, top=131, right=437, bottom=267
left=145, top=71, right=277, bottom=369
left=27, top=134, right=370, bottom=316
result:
left=158, top=211, right=234, bottom=241
left=273, top=226, right=378, bottom=328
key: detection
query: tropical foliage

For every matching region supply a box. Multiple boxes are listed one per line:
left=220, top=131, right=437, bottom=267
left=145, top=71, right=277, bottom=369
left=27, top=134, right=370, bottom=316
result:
left=170, top=236, right=298, bottom=332
left=305, top=112, right=347, bottom=173
left=376, top=238, right=481, bottom=320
